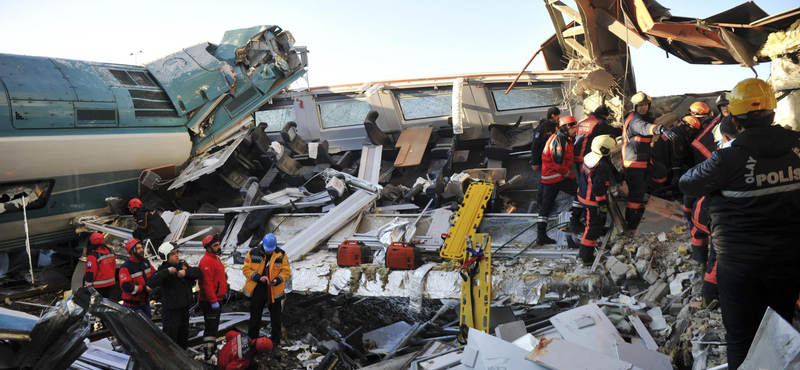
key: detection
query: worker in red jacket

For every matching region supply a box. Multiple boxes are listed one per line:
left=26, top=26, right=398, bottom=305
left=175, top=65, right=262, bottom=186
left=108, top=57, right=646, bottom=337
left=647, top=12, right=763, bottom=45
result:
left=84, top=232, right=116, bottom=298
left=217, top=331, right=272, bottom=370
left=200, top=233, right=228, bottom=361
left=535, top=115, right=583, bottom=245
left=119, top=238, right=155, bottom=318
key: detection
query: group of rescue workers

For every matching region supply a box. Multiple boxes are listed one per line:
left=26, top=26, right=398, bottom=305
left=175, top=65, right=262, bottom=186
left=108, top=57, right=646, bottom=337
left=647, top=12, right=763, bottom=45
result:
left=82, top=198, right=292, bottom=369
left=530, top=78, right=800, bottom=370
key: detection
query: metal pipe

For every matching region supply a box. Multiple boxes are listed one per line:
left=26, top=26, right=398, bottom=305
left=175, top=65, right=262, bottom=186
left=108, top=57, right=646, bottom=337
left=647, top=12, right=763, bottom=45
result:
left=506, top=45, right=546, bottom=95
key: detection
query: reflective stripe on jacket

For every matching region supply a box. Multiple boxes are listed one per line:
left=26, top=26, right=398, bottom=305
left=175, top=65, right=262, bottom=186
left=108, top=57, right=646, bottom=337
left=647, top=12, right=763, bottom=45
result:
left=622, top=111, right=660, bottom=169
left=119, top=255, right=154, bottom=306
left=540, top=131, right=575, bottom=184
left=242, top=247, right=291, bottom=304
left=85, top=246, right=116, bottom=288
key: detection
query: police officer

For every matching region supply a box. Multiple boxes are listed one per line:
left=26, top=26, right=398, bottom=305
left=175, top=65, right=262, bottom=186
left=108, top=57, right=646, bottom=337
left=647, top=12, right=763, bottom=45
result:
left=576, top=135, right=617, bottom=265
left=535, top=116, right=582, bottom=245
left=84, top=232, right=116, bottom=298
left=147, top=242, right=201, bottom=349
left=199, top=234, right=228, bottom=361
left=242, top=233, right=291, bottom=359
left=119, top=238, right=155, bottom=317
left=128, top=198, right=170, bottom=250
left=621, top=92, right=668, bottom=231
left=530, top=107, right=561, bottom=211
left=679, top=78, right=800, bottom=369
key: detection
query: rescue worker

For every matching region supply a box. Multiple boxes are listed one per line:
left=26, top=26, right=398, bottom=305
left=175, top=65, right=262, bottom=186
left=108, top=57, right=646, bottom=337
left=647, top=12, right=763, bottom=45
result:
left=530, top=107, right=561, bottom=211
left=147, top=242, right=201, bottom=349
left=199, top=233, right=228, bottom=361
left=573, top=105, right=622, bottom=165
left=689, top=101, right=711, bottom=123
left=217, top=331, right=272, bottom=370
left=128, top=198, right=170, bottom=250
left=119, top=238, right=155, bottom=317
left=243, top=233, right=291, bottom=358
left=621, top=92, right=669, bottom=231
left=679, top=78, right=800, bottom=369
left=535, top=116, right=582, bottom=245
left=576, top=135, right=617, bottom=265
left=692, top=93, right=731, bottom=165
left=84, top=232, right=116, bottom=298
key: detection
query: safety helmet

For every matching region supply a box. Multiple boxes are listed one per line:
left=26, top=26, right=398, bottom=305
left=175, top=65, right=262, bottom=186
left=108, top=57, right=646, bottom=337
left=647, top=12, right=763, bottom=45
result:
left=558, top=115, right=577, bottom=128
left=254, top=337, right=273, bottom=354
left=715, top=92, right=731, bottom=107
left=690, top=102, right=710, bottom=116
left=729, top=78, right=777, bottom=117
left=680, top=115, right=702, bottom=130
left=631, top=92, right=651, bottom=106
left=89, top=232, right=105, bottom=246
left=128, top=198, right=143, bottom=209
left=584, top=135, right=616, bottom=168
left=125, top=238, right=141, bottom=254
left=202, top=234, right=220, bottom=249
left=263, top=233, right=277, bottom=252
left=158, top=242, right=178, bottom=260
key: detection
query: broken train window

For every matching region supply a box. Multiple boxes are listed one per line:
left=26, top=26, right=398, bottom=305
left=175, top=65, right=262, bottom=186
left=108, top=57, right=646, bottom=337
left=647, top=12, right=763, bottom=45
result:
left=0, top=179, right=55, bottom=214
left=255, top=99, right=296, bottom=133
left=490, top=83, right=564, bottom=111
left=317, top=95, right=370, bottom=129
left=395, top=88, right=453, bottom=120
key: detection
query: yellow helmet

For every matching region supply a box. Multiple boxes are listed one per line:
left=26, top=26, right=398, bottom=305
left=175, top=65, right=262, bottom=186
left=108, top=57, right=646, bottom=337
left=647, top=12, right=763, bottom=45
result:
left=729, top=78, right=777, bottom=116
left=631, top=92, right=651, bottom=106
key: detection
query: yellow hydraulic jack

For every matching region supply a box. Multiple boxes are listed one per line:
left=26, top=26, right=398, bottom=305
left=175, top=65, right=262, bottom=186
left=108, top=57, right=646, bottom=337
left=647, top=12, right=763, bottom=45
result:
left=439, top=182, right=494, bottom=260
left=457, top=233, right=492, bottom=344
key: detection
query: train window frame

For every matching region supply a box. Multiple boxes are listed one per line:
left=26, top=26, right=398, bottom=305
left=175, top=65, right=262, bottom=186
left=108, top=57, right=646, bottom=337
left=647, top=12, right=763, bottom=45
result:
left=394, top=87, right=453, bottom=121
left=316, top=94, right=370, bottom=130
left=489, top=83, right=564, bottom=112
left=0, top=179, right=56, bottom=215
left=255, top=99, right=296, bottom=133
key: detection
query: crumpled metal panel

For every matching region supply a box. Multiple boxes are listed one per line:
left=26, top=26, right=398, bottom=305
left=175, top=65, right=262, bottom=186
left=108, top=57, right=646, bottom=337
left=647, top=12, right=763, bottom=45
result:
left=739, top=307, right=800, bottom=370
left=12, top=294, right=88, bottom=369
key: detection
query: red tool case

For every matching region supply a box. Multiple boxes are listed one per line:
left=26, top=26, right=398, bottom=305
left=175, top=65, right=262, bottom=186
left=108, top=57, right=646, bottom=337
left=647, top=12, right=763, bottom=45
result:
left=337, top=240, right=371, bottom=267
left=385, top=241, right=421, bottom=270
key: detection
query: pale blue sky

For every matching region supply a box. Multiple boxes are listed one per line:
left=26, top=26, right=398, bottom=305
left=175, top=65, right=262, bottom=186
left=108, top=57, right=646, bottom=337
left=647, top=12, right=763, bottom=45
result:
left=0, top=0, right=791, bottom=95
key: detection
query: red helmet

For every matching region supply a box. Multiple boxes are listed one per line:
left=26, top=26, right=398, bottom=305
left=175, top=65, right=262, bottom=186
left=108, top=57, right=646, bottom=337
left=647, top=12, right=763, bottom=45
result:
left=680, top=115, right=702, bottom=130
left=202, top=234, right=220, bottom=248
left=128, top=198, right=143, bottom=209
left=690, top=102, right=710, bottom=116
left=125, top=238, right=141, bottom=253
left=254, top=337, right=273, bottom=354
left=89, top=232, right=105, bottom=246
left=558, top=115, right=577, bottom=128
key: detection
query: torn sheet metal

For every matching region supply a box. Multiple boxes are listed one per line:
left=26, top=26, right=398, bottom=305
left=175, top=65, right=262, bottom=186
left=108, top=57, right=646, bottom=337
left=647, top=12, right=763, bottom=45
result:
left=12, top=292, right=88, bottom=369
left=614, top=339, right=671, bottom=370
left=358, top=145, right=384, bottom=183
left=738, top=307, right=800, bottom=370
left=549, top=303, right=624, bottom=359
left=527, top=338, right=634, bottom=370
left=407, top=262, right=437, bottom=313
left=0, top=306, right=39, bottom=339
left=77, top=344, right=131, bottom=370
left=464, top=328, right=547, bottom=370
left=168, top=129, right=249, bottom=190
left=628, top=315, right=658, bottom=351
left=363, top=322, right=414, bottom=354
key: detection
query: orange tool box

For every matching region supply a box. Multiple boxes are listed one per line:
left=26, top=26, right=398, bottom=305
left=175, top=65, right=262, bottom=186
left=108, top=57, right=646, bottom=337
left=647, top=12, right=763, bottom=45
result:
left=385, top=241, right=421, bottom=270
left=337, top=240, right=371, bottom=267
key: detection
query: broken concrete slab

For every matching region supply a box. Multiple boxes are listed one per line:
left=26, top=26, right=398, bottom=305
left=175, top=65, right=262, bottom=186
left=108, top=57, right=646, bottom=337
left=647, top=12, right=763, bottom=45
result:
left=642, top=280, right=669, bottom=308
left=526, top=338, right=637, bottom=370
left=549, top=303, right=624, bottom=358
left=738, top=307, right=800, bottom=370
left=646, top=307, right=667, bottom=331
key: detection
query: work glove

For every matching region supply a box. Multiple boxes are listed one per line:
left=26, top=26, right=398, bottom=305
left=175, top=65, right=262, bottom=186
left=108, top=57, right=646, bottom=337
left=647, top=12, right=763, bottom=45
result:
left=661, top=129, right=677, bottom=141
left=598, top=202, right=608, bottom=215
left=211, top=302, right=220, bottom=310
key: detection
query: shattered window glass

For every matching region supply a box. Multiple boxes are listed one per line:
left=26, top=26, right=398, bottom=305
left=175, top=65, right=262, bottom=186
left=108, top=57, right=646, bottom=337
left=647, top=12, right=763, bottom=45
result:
left=0, top=180, right=54, bottom=214
left=255, top=107, right=296, bottom=132
left=318, top=98, right=370, bottom=129
left=396, top=88, right=453, bottom=120
left=491, top=85, right=564, bottom=111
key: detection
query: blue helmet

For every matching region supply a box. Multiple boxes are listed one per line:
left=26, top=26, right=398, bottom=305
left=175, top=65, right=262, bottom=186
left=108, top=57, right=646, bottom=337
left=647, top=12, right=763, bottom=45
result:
left=263, top=233, right=277, bottom=252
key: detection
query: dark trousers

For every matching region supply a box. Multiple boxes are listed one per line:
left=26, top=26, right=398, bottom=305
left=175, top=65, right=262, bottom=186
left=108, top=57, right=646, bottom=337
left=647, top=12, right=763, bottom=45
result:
left=94, top=286, right=112, bottom=299
left=162, top=308, right=190, bottom=349
left=200, top=301, right=222, bottom=353
left=536, top=179, right=580, bottom=233
left=701, top=244, right=718, bottom=300
left=124, top=302, right=151, bottom=318
left=578, top=205, right=604, bottom=263
left=624, top=167, right=647, bottom=230
left=717, top=259, right=800, bottom=369
left=248, top=284, right=283, bottom=347
left=690, top=226, right=709, bottom=264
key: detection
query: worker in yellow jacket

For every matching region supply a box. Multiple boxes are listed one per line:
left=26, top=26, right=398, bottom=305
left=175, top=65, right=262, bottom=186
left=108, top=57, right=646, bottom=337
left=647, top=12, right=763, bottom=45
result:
left=242, top=233, right=291, bottom=359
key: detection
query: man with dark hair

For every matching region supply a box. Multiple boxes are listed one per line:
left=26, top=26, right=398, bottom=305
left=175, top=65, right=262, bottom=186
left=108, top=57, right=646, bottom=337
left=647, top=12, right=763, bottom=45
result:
left=680, top=78, right=800, bottom=369
left=530, top=107, right=561, bottom=211
left=148, top=242, right=201, bottom=349
left=199, top=234, right=229, bottom=361
left=119, top=238, right=155, bottom=317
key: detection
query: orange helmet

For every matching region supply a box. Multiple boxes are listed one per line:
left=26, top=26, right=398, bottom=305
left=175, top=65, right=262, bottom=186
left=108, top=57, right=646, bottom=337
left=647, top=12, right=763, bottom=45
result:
left=558, top=115, right=577, bottom=128
left=680, top=115, right=702, bottom=130
left=690, top=102, right=710, bottom=116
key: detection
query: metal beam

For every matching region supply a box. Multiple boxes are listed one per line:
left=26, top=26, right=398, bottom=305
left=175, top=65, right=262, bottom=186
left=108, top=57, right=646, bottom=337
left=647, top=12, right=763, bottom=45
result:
left=565, top=38, right=592, bottom=59
left=594, top=7, right=646, bottom=49
left=562, top=25, right=585, bottom=37
left=544, top=0, right=574, bottom=56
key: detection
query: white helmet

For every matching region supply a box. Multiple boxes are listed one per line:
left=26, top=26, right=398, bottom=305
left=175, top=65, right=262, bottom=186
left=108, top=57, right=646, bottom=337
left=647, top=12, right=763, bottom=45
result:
left=158, top=242, right=178, bottom=260
left=584, top=135, right=617, bottom=168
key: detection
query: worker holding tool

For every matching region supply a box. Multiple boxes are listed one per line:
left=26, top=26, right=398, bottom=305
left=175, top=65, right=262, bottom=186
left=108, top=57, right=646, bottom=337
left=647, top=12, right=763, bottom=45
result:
left=242, top=233, right=291, bottom=360
left=535, top=115, right=583, bottom=245
left=622, top=92, right=671, bottom=231
left=199, top=233, right=229, bottom=361
left=530, top=107, right=561, bottom=211
left=680, top=78, right=800, bottom=369
left=119, top=238, right=155, bottom=317
left=576, top=135, right=617, bottom=265
left=147, top=242, right=201, bottom=349
left=216, top=330, right=272, bottom=370
left=84, top=232, right=116, bottom=298
left=128, top=198, right=170, bottom=250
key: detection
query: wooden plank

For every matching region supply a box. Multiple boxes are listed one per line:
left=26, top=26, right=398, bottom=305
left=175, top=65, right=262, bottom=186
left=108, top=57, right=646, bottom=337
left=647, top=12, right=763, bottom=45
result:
left=394, top=126, right=432, bottom=167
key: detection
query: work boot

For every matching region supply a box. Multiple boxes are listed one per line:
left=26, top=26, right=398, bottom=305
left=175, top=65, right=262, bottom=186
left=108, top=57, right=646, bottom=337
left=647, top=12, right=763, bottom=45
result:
left=536, top=233, right=556, bottom=245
